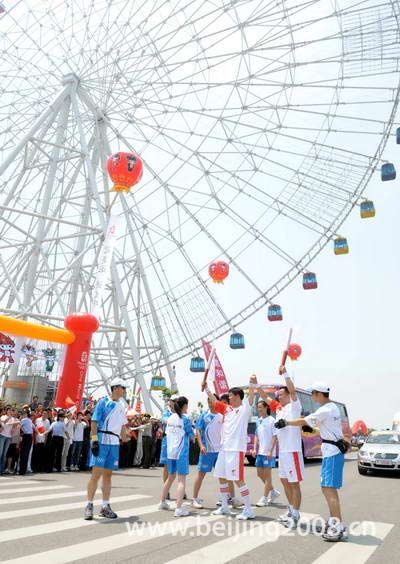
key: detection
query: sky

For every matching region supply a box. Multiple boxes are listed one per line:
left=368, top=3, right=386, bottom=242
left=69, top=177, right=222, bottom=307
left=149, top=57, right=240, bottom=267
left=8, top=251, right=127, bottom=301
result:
left=172, top=129, right=400, bottom=430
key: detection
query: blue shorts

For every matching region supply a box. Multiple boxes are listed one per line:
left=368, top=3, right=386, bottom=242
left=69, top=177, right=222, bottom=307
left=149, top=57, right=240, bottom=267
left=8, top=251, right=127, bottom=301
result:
left=198, top=452, right=219, bottom=473
left=167, top=456, right=189, bottom=475
left=89, top=443, right=119, bottom=471
left=320, top=453, right=344, bottom=489
left=160, top=436, right=168, bottom=465
left=256, top=455, right=276, bottom=468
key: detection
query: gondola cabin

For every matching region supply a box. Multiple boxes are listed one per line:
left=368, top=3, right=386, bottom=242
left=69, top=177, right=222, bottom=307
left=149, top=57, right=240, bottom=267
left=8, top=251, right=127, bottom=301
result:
left=150, top=375, right=166, bottom=390
left=302, top=272, right=317, bottom=290
left=360, top=200, right=375, bottom=219
left=230, top=332, right=245, bottom=349
left=190, top=356, right=205, bottom=372
left=267, top=304, right=283, bottom=321
left=381, top=163, right=396, bottom=181
left=334, top=237, right=349, bottom=255
left=396, top=127, right=400, bottom=145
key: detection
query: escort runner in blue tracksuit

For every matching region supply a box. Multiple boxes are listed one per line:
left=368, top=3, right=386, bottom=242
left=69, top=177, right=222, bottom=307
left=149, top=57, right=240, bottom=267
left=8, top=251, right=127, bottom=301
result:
left=84, top=378, right=128, bottom=520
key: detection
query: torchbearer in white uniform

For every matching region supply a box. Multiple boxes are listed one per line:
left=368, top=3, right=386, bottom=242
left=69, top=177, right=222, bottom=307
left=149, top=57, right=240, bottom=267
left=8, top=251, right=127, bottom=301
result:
left=258, top=366, right=303, bottom=529
left=202, top=376, right=257, bottom=520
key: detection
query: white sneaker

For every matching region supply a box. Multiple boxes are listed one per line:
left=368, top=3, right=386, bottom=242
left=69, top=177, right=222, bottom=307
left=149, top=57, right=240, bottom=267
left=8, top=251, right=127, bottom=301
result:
left=236, top=509, right=255, bottom=520
left=191, top=498, right=203, bottom=509
left=277, top=511, right=292, bottom=523
left=269, top=489, right=281, bottom=501
left=174, top=507, right=190, bottom=517
left=230, top=497, right=244, bottom=509
left=322, top=524, right=348, bottom=542
left=158, top=500, right=170, bottom=510
left=284, top=514, right=300, bottom=530
left=212, top=506, right=231, bottom=516
left=256, top=496, right=270, bottom=507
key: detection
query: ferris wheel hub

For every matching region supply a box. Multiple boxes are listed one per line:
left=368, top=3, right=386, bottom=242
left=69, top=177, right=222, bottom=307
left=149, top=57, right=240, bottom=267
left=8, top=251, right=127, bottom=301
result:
left=61, top=73, right=80, bottom=86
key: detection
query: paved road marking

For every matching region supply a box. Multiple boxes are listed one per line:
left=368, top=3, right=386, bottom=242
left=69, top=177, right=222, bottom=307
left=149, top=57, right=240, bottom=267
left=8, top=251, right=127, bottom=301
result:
left=0, top=489, right=91, bottom=506
left=164, top=513, right=320, bottom=564
left=0, top=503, right=161, bottom=543
left=312, top=521, right=394, bottom=564
left=0, top=484, right=72, bottom=495
left=0, top=480, right=42, bottom=487
left=0, top=493, right=150, bottom=521
left=3, top=514, right=222, bottom=564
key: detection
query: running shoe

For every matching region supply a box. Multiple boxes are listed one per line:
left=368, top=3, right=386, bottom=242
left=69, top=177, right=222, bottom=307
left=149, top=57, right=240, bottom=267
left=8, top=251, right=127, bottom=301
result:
left=191, top=498, right=204, bottom=509
left=230, top=497, right=244, bottom=509
left=322, top=525, right=348, bottom=542
left=277, top=510, right=292, bottom=523
left=236, top=509, right=255, bottom=520
left=212, top=506, right=231, bottom=516
left=174, top=507, right=190, bottom=517
left=268, top=489, right=281, bottom=502
left=158, top=500, right=170, bottom=510
left=255, top=496, right=270, bottom=507
left=284, top=514, right=300, bottom=530
left=84, top=504, right=94, bottom=520
left=99, top=505, right=118, bottom=519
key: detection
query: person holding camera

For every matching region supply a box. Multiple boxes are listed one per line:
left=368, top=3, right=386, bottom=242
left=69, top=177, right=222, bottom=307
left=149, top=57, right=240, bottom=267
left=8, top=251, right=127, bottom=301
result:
left=274, top=380, right=348, bottom=542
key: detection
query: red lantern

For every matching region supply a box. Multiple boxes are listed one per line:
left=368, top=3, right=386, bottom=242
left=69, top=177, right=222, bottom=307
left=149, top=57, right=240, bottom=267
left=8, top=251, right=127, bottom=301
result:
left=107, top=152, right=143, bottom=192
left=209, top=261, right=229, bottom=284
left=287, top=343, right=302, bottom=361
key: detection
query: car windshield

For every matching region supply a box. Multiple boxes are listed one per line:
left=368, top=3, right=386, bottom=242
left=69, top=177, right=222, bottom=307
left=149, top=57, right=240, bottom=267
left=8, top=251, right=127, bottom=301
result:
left=366, top=434, right=400, bottom=444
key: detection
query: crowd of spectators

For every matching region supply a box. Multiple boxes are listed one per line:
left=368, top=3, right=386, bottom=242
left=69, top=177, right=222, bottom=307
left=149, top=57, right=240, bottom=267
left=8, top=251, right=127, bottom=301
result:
left=0, top=397, right=199, bottom=475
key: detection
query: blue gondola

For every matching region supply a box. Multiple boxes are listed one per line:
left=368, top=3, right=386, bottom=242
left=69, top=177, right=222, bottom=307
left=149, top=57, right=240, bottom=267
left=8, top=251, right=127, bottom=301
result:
left=360, top=200, right=375, bottom=219
left=396, top=127, right=400, bottom=144
left=334, top=237, right=349, bottom=255
left=190, top=356, right=205, bottom=372
left=150, top=375, right=166, bottom=390
left=381, top=163, right=396, bottom=181
left=302, top=272, right=318, bottom=290
left=230, top=332, right=245, bottom=349
left=268, top=304, right=283, bottom=321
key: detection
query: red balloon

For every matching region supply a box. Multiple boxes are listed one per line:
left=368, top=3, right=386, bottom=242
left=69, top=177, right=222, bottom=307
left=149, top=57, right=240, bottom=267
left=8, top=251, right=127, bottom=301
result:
left=209, top=261, right=229, bottom=284
left=107, top=152, right=143, bottom=192
left=287, top=343, right=302, bottom=361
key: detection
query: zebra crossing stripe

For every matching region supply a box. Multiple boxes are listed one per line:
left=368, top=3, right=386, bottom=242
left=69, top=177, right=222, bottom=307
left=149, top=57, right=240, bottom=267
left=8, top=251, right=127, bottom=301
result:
left=3, top=514, right=222, bottom=564
left=0, top=493, right=150, bottom=521
left=0, top=480, right=42, bottom=487
left=311, top=521, right=394, bottom=564
left=0, top=503, right=161, bottom=543
left=0, top=489, right=90, bottom=506
left=0, top=484, right=72, bottom=495
left=164, top=513, right=320, bottom=564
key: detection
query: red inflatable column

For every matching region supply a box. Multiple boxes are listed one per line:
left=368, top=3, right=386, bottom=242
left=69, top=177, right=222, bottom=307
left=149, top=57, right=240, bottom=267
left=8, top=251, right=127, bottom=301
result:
left=55, top=313, right=99, bottom=409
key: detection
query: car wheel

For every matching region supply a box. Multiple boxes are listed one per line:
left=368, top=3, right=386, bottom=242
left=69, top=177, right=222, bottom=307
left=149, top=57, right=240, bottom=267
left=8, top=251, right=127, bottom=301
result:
left=358, top=465, right=368, bottom=475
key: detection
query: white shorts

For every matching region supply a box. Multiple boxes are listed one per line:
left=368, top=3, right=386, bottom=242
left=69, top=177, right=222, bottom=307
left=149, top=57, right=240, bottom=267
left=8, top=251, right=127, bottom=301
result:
left=213, top=451, right=245, bottom=481
left=279, top=451, right=304, bottom=483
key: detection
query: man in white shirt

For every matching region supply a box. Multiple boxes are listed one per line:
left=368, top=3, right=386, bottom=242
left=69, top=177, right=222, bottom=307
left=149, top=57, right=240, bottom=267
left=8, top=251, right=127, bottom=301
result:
left=258, top=366, right=303, bottom=528
left=0, top=407, right=19, bottom=474
left=203, top=376, right=256, bottom=520
left=71, top=412, right=87, bottom=470
left=276, top=381, right=348, bottom=542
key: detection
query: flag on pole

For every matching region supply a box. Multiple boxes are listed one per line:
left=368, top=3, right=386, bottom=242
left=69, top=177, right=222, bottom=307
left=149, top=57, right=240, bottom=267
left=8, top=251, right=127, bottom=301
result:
left=91, top=215, right=121, bottom=318
left=201, top=339, right=230, bottom=396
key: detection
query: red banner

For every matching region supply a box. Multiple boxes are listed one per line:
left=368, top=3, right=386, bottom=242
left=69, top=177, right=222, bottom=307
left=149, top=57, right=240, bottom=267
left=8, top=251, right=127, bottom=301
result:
left=201, top=339, right=230, bottom=396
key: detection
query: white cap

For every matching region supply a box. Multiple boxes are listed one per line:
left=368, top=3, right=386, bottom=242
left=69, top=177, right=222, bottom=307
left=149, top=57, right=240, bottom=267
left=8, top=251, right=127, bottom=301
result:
left=110, top=377, right=128, bottom=389
left=309, top=381, right=330, bottom=394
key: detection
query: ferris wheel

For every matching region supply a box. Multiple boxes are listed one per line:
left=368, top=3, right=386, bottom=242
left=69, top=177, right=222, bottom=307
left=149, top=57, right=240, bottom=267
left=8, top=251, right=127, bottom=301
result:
left=0, top=0, right=399, bottom=412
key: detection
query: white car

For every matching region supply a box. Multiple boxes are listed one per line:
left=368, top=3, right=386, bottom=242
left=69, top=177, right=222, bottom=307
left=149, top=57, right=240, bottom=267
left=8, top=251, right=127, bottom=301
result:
left=358, top=431, right=400, bottom=475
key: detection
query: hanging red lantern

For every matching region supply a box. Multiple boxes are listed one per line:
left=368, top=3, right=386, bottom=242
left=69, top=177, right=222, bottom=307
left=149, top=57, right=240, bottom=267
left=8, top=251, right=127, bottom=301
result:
left=287, top=343, right=302, bottom=361
left=107, top=151, right=143, bottom=192
left=209, top=261, right=229, bottom=284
